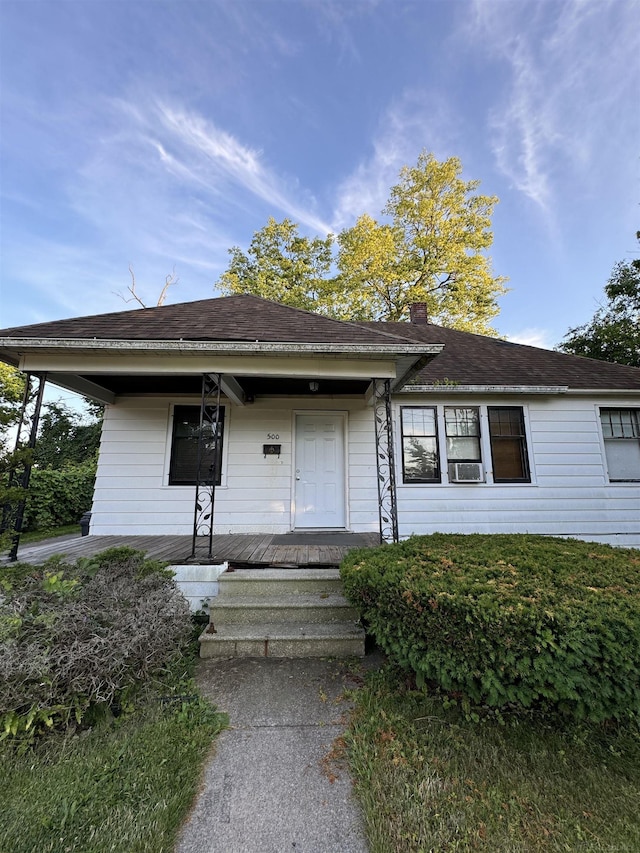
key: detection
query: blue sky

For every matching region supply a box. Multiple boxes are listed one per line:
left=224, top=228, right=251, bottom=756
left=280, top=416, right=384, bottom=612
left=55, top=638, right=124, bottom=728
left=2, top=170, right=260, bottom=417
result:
left=1, top=0, right=639, bottom=350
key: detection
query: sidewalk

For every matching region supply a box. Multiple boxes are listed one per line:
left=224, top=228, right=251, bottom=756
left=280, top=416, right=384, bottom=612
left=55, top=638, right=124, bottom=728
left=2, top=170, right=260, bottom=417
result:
left=175, top=656, right=374, bottom=853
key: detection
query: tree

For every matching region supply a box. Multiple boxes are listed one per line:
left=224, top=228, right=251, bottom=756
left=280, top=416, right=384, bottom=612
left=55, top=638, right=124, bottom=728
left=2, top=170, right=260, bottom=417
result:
left=558, top=247, right=640, bottom=367
left=0, top=364, right=26, bottom=438
left=335, top=153, right=508, bottom=332
left=34, top=402, right=102, bottom=468
left=218, top=217, right=334, bottom=313
left=216, top=152, right=508, bottom=333
left=0, top=366, right=28, bottom=552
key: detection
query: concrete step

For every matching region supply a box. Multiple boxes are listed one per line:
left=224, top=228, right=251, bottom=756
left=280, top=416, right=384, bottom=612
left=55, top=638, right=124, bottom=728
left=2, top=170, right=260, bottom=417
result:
left=217, top=568, right=343, bottom=597
left=209, top=593, right=359, bottom=625
left=199, top=621, right=365, bottom=659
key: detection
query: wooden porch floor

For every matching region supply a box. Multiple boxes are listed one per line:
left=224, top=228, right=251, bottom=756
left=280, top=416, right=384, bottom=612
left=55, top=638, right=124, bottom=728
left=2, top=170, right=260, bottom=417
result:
left=9, top=531, right=381, bottom=567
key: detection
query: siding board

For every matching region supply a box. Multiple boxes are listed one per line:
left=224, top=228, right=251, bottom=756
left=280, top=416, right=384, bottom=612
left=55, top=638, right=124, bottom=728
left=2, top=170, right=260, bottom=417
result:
left=90, top=394, right=640, bottom=547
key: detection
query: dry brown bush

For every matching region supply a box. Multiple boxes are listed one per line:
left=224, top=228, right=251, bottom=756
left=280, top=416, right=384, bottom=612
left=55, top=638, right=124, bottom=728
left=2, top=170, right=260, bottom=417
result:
left=0, top=548, right=192, bottom=735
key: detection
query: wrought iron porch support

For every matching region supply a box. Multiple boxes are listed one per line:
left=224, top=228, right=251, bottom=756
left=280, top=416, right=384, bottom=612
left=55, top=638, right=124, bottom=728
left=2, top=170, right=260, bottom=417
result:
left=372, top=378, right=399, bottom=544
left=190, top=372, right=222, bottom=561
left=1, top=372, right=47, bottom=561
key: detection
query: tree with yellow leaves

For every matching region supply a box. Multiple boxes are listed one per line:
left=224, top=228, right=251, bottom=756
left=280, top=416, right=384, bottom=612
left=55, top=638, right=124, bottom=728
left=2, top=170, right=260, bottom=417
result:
left=218, top=152, right=508, bottom=334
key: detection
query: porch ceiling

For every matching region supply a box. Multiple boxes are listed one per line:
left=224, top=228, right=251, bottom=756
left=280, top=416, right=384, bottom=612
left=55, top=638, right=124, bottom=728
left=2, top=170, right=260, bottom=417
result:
left=72, top=374, right=371, bottom=397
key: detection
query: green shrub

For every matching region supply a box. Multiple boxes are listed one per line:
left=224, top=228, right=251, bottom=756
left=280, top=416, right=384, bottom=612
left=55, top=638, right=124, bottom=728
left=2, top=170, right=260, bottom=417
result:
left=0, top=548, right=192, bottom=739
left=22, top=460, right=96, bottom=531
left=341, top=534, right=640, bottom=722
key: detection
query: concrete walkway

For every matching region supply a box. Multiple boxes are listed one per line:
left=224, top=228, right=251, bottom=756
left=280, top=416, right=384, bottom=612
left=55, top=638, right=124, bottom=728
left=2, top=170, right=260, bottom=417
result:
left=175, top=657, right=373, bottom=853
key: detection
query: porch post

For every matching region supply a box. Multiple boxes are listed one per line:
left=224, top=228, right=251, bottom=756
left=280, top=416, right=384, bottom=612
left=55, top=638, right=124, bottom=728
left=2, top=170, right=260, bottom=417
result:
left=190, top=373, right=222, bottom=561
left=1, top=372, right=47, bottom=562
left=372, top=378, right=399, bottom=544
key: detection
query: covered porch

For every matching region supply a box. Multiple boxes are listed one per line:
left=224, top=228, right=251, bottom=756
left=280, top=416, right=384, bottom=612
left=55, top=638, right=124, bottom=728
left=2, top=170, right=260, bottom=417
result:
left=0, top=295, right=442, bottom=562
left=7, top=530, right=381, bottom=568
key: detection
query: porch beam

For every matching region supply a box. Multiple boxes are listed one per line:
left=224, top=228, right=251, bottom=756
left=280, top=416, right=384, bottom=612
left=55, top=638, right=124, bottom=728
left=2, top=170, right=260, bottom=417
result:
left=44, top=373, right=116, bottom=404
left=364, top=381, right=376, bottom=407
left=18, top=353, right=398, bottom=380
left=220, top=375, right=246, bottom=406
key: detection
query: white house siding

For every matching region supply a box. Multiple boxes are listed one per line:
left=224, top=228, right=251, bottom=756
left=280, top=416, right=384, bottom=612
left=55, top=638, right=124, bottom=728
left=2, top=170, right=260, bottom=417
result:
left=90, top=396, right=380, bottom=536
left=90, top=393, right=639, bottom=547
left=395, top=394, right=640, bottom=549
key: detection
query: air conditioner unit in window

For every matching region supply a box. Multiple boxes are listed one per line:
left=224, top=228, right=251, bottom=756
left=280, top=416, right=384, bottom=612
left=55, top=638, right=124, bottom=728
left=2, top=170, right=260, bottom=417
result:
left=449, top=462, right=484, bottom=483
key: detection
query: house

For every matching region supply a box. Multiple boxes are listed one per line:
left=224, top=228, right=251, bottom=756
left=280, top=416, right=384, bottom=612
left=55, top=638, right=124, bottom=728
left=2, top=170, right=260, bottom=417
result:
left=1, top=294, right=639, bottom=553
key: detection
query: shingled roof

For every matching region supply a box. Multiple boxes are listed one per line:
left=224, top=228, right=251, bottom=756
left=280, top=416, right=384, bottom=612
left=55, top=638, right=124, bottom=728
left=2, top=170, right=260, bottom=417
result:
left=1, top=295, right=638, bottom=392
left=364, top=322, right=640, bottom=391
left=0, top=294, right=408, bottom=347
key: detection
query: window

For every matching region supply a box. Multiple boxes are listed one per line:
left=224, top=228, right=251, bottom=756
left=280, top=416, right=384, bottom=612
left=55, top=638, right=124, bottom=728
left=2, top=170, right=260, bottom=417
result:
left=488, top=407, right=530, bottom=482
left=169, top=405, right=225, bottom=485
left=599, top=408, right=640, bottom=481
left=444, top=408, right=481, bottom=461
left=400, top=405, right=532, bottom=485
left=401, top=407, right=440, bottom=482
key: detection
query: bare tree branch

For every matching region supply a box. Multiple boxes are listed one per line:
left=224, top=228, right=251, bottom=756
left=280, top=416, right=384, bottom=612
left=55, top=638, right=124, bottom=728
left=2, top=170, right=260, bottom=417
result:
left=156, top=268, right=179, bottom=306
left=114, top=265, right=179, bottom=308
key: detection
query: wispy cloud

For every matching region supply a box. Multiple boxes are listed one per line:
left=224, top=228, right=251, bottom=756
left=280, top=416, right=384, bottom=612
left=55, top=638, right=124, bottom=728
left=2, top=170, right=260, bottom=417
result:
left=150, top=102, right=333, bottom=234
left=467, top=0, right=640, bottom=212
left=331, top=91, right=460, bottom=228
left=2, top=87, right=343, bottom=322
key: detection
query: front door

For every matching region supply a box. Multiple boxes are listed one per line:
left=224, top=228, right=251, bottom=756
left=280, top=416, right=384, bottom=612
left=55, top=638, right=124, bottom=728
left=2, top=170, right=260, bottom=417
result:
left=294, top=413, right=346, bottom=528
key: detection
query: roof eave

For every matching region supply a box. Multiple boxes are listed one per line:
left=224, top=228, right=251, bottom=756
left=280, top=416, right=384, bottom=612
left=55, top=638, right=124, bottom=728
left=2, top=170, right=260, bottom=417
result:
left=402, top=384, right=570, bottom=394
left=0, top=337, right=443, bottom=358
left=401, top=384, right=640, bottom=396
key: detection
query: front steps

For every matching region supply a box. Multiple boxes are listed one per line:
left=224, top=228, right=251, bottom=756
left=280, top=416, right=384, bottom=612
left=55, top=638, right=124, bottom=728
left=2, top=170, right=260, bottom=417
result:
left=199, top=568, right=365, bottom=658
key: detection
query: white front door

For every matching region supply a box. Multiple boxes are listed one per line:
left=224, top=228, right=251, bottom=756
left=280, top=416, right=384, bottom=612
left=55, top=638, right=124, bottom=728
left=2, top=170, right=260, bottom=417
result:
left=294, top=413, right=346, bottom=528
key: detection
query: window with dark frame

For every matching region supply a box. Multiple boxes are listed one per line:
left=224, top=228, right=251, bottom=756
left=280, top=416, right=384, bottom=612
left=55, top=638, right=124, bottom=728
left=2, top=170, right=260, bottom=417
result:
left=169, top=405, right=225, bottom=486
left=488, top=406, right=530, bottom=482
left=400, top=407, right=440, bottom=483
left=599, top=408, right=640, bottom=482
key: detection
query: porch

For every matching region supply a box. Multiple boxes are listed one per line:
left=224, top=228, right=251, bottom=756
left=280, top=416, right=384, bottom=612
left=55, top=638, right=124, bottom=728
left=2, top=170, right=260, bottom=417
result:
left=8, top=531, right=381, bottom=568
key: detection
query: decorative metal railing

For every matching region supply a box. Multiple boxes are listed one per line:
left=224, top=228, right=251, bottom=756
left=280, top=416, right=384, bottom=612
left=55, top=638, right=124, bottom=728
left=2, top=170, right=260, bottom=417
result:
left=372, top=378, right=399, bottom=543
left=1, top=372, right=47, bottom=561
left=190, top=372, right=222, bottom=560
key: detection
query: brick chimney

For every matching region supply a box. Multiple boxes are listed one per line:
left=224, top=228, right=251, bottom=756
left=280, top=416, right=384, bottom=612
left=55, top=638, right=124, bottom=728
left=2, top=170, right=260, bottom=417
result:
left=409, top=302, right=428, bottom=324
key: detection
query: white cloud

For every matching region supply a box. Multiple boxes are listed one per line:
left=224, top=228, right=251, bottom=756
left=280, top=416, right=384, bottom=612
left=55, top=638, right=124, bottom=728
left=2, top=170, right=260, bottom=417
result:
left=151, top=102, right=334, bottom=234
left=505, top=328, right=554, bottom=350
left=467, top=0, right=640, bottom=212
left=332, top=91, right=460, bottom=229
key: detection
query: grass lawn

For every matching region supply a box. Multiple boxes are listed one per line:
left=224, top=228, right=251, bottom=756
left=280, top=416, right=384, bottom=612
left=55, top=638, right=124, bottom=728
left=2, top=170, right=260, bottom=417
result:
left=346, top=666, right=640, bottom=853
left=0, top=666, right=227, bottom=853
left=18, top=523, right=81, bottom=544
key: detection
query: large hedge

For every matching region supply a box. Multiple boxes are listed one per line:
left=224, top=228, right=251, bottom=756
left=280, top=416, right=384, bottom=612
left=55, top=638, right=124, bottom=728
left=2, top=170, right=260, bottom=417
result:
left=23, top=460, right=96, bottom=531
left=341, top=534, right=640, bottom=722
